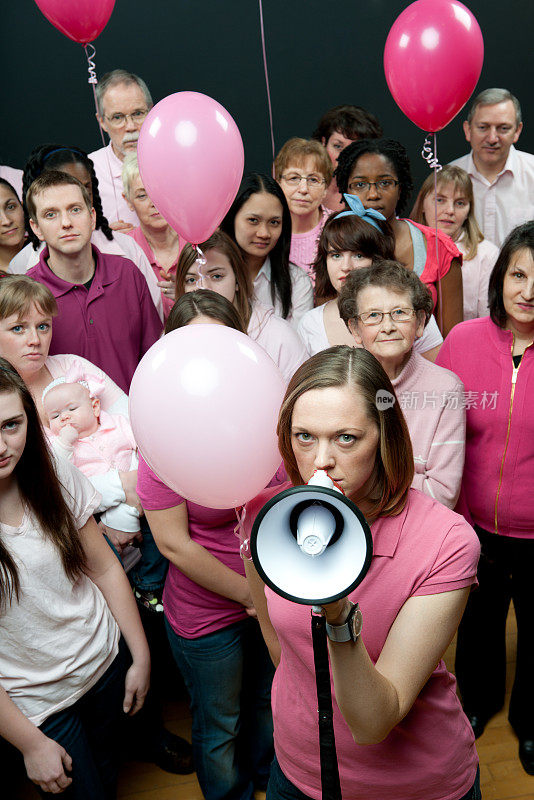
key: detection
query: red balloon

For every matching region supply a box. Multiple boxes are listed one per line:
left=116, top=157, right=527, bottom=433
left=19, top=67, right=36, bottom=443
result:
left=33, top=0, right=115, bottom=45
left=384, top=0, right=484, bottom=132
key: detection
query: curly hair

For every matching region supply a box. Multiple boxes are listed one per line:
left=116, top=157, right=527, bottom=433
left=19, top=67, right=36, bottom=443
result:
left=220, top=173, right=293, bottom=319
left=335, top=139, right=413, bottom=218
left=312, top=105, right=383, bottom=143
left=313, top=211, right=395, bottom=303
left=22, top=144, right=113, bottom=250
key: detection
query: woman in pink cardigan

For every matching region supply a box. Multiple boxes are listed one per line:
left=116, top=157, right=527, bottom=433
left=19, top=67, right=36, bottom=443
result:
left=436, top=222, right=534, bottom=775
left=338, top=260, right=465, bottom=509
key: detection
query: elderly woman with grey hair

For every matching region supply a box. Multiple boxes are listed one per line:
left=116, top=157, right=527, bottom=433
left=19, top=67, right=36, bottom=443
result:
left=122, top=153, right=181, bottom=318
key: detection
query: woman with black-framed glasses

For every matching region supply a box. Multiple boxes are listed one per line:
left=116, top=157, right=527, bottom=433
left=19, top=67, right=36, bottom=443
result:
left=338, top=259, right=466, bottom=509
left=336, top=139, right=464, bottom=337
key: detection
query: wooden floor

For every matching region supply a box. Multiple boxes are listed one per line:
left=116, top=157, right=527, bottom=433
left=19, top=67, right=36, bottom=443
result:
left=9, top=607, right=533, bottom=799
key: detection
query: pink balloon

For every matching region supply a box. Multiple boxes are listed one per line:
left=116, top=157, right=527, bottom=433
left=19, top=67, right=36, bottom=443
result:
left=384, top=0, right=484, bottom=132
left=137, top=92, right=244, bottom=244
left=129, top=325, right=285, bottom=509
left=33, top=0, right=115, bottom=45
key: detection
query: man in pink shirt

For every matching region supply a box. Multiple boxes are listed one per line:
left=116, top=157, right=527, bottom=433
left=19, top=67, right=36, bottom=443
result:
left=26, top=170, right=162, bottom=393
left=89, top=70, right=153, bottom=231
left=450, top=88, right=534, bottom=246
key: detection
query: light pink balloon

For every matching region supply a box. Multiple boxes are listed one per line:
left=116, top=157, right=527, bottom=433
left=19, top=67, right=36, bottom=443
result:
left=129, top=325, right=285, bottom=509
left=137, top=92, right=244, bottom=244
left=384, top=0, right=484, bottom=132
left=33, top=0, right=115, bottom=45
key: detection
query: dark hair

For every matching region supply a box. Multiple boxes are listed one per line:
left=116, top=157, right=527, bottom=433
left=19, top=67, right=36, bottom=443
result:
left=338, top=259, right=433, bottom=327
left=278, top=346, right=413, bottom=518
left=335, top=139, right=413, bottom=218
left=0, top=178, right=21, bottom=203
left=22, top=144, right=112, bottom=250
left=26, top=170, right=91, bottom=224
left=488, top=221, right=534, bottom=328
left=220, top=173, right=293, bottom=319
left=165, top=290, right=245, bottom=334
left=312, top=105, right=383, bottom=143
left=314, top=211, right=396, bottom=302
left=0, top=357, right=86, bottom=610
left=174, top=230, right=253, bottom=327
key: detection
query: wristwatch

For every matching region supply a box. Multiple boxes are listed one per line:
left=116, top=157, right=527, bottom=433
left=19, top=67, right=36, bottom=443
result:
left=325, top=602, right=363, bottom=643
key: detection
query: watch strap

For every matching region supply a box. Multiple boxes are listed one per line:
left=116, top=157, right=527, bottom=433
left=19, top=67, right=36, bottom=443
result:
left=325, top=602, right=360, bottom=643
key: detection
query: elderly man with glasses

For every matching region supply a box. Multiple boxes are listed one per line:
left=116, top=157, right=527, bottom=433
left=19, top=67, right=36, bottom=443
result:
left=89, top=70, right=153, bottom=232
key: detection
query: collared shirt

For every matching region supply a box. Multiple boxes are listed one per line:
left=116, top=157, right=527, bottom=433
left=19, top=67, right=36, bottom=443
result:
left=88, top=142, right=139, bottom=227
left=252, top=257, right=313, bottom=330
left=126, top=226, right=178, bottom=318
left=450, top=146, right=534, bottom=247
left=27, top=245, right=162, bottom=392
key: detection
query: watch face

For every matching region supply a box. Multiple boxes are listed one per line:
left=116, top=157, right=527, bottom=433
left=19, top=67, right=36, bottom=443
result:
left=350, top=607, right=363, bottom=641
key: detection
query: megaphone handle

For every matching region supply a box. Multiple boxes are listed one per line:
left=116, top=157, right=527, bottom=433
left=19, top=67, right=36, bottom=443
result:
left=311, top=611, right=343, bottom=800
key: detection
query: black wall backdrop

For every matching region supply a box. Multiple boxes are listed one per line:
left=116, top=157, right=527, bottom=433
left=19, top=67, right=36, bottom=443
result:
left=2, top=0, right=532, bottom=209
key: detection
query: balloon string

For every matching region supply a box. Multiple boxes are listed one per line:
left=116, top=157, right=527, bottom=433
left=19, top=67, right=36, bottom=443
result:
left=431, top=133, right=443, bottom=335
left=193, top=244, right=207, bottom=289
left=257, top=0, right=276, bottom=167
left=83, top=43, right=122, bottom=225
left=234, top=506, right=252, bottom=561
left=421, top=134, right=442, bottom=172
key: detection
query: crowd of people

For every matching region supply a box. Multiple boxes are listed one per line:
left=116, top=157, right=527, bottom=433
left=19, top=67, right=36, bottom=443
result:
left=1, top=70, right=534, bottom=800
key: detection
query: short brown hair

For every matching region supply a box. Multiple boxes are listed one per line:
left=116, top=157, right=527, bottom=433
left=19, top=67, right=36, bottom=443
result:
left=165, top=290, right=245, bottom=334
left=174, top=231, right=253, bottom=328
left=338, top=260, right=433, bottom=327
left=26, top=170, right=91, bottom=222
left=278, top=346, right=413, bottom=519
left=274, top=138, right=333, bottom=184
left=410, top=165, right=483, bottom=261
left=314, top=211, right=396, bottom=303
left=0, top=275, right=58, bottom=321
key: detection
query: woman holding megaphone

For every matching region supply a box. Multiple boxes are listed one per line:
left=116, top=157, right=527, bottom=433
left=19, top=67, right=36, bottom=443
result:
left=242, top=347, right=481, bottom=800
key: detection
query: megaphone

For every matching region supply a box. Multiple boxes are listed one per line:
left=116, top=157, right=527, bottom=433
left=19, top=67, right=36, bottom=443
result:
left=250, top=470, right=373, bottom=606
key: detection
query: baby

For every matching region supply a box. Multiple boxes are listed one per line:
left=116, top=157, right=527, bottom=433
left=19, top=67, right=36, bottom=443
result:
left=43, top=375, right=141, bottom=545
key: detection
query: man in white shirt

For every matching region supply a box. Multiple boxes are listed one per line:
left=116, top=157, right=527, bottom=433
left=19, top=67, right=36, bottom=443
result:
left=89, top=70, right=153, bottom=232
left=450, top=88, right=534, bottom=247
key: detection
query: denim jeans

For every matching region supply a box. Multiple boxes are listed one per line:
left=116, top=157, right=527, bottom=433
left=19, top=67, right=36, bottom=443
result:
left=266, top=757, right=481, bottom=800
left=165, top=616, right=274, bottom=800
left=37, top=637, right=130, bottom=799
left=129, top=515, right=168, bottom=591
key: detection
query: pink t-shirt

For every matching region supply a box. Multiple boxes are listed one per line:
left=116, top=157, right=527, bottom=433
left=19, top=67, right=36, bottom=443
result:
left=136, top=455, right=247, bottom=638
left=289, top=206, right=331, bottom=283
left=244, top=484, right=480, bottom=800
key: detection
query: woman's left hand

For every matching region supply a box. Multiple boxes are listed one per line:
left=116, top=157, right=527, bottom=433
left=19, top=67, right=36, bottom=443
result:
left=158, top=278, right=175, bottom=301
left=123, top=659, right=150, bottom=716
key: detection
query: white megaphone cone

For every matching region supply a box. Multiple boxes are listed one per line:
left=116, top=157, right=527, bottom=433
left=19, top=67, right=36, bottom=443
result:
left=250, top=469, right=373, bottom=605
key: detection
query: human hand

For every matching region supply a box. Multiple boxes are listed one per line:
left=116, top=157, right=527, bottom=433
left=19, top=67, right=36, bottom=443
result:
left=119, top=470, right=143, bottom=514
left=123, top=659, right=150, bottom=715
left=58, top=424, right=79, bottom=446
left=23, top=734, right=72, bottom=794
left=321, top=598, right=353, bottom=626
left=106, top=527, right=143, bottom=553
left=110, top=219, right=134, bottom=233
left=157, top=278, right=175, bottom=302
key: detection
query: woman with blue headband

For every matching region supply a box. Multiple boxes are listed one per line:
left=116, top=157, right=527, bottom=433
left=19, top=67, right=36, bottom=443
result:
left=297, top=196, right=443, bottom=359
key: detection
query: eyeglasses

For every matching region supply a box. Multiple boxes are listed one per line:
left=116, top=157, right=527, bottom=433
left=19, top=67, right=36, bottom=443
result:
left=104, top=109, right=149, bottom=128
left=348, top=179, right=399, bottom=193
left=281, top=173, right=326, bottom=188
left=357, top=308, right=416, bottom=326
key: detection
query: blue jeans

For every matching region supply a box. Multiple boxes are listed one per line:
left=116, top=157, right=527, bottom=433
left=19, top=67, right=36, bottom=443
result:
left=266, top=757, right=482, bottom=800
left=165, top=616, right=274, bottom=800
left=37, top=637, right=130, bottom=799
left=130, top=515, right=168, bottom=591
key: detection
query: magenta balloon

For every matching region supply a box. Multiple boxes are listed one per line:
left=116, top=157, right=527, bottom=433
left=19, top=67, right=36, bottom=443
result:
left=33, top=0, right=115, bottom=45
left=129, top=325, right=286, bottom=509
left=384, top=0, right=484, bottom=132
left=137, top=92, right=245, bottom=244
